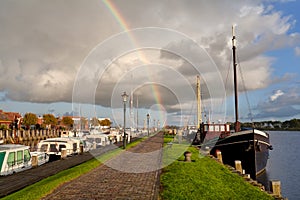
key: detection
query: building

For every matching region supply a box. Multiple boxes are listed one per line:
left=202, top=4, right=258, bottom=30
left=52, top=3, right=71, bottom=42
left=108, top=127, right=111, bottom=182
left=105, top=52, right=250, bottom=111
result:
left=0, top=110, right=22, bottom=129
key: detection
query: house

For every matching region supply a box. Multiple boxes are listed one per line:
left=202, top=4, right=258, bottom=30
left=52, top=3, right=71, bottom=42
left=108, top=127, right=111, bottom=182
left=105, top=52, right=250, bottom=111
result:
left=0, top=110, right=22, bottom=129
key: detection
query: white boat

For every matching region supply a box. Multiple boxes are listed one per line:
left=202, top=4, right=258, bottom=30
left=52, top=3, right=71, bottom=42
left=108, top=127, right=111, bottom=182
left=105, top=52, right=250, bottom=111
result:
left=37, top=137, right=81, bottom=159
left=30, top=151, right=49, bottom=166
left=85, top=134, right=110, bottom=148
left=0, top=144, right=32, bottom=176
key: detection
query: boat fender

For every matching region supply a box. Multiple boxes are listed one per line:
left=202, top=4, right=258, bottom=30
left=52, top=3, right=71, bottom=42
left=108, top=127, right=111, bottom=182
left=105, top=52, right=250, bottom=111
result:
left=267, top=145, right=273, bottom=150
left=255, top=140, right=261, bottom=152
left=214, top=149, right=221, bottom=157
left=245, top=141, right=253, bottom=152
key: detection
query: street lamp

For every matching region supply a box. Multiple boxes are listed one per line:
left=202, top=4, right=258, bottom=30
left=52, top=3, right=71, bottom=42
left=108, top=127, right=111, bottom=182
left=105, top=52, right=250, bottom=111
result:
left=147, top=113, right=150, bottom=137
left=122, top=91, right=128, bottom=149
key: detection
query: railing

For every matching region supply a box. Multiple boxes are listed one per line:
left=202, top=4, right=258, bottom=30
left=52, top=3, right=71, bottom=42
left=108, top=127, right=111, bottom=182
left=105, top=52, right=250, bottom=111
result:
left=0, top=129, right=59, bottom=144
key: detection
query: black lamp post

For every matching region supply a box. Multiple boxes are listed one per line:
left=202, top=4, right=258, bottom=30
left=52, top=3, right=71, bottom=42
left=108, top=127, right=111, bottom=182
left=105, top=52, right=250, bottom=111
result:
left=122, top=91, right=128, bottom=149
left=147, top=113, right=150, bottom=137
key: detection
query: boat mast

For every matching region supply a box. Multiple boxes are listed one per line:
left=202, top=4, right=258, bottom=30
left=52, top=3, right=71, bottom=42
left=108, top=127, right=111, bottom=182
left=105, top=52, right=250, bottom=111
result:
left=232, top=26, right=240, bottom=132
left=197, top=75, right=202, bottom=128
left=136, top=95, right=138, bottom=131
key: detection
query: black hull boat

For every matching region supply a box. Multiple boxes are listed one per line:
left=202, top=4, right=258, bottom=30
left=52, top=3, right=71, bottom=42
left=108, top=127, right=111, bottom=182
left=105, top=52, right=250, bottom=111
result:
left=210, top=129, right=271, bottom=179
left=193, top=26, right=272, bottom=180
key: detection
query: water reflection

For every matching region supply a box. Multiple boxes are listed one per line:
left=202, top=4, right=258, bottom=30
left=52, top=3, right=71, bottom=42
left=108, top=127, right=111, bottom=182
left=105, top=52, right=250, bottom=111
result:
left=257, top=171, right=270, bottom=191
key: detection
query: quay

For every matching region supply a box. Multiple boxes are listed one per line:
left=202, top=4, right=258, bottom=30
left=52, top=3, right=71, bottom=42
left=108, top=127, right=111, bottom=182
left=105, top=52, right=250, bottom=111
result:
left=1, top=131, right=282, bottom=199
left=0, top=132, right=163, bottom=199
left=0, top=144, right=118, bottom=197
left=42, top=132, right=163, bottom=200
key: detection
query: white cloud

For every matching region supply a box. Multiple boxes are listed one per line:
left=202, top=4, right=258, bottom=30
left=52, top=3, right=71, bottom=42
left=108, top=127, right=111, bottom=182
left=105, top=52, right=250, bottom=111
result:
left=0, top=0, right=299, bottom=122
left=270, top=90, right=284, bottom=101
left=252, top=86, right=300, bottom=120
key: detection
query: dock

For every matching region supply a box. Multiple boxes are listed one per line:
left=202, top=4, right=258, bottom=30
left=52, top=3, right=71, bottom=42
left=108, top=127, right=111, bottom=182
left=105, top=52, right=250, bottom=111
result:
left=0, top=132, right=163, bottom=199
left=42, top=132, right=163, bottom=200
left=0, top=143, right=119, bottom=197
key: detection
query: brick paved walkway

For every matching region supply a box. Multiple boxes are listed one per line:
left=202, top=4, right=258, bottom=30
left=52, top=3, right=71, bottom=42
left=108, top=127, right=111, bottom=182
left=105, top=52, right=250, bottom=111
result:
left=42, top=132, right=164, bottom=200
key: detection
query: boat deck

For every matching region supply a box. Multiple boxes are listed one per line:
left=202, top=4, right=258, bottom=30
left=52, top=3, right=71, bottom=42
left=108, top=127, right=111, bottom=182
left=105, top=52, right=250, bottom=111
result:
left=0, top=143, right=120, bottom=197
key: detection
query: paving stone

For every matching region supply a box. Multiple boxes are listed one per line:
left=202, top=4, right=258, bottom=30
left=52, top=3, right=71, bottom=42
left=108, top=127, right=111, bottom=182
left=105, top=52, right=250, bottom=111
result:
left=42, top=133, right=163, bottom=200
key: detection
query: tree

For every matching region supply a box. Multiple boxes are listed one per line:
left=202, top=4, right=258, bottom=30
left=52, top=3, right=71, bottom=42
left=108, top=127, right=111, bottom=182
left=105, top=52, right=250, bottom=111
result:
left=62, top=116, right=74, bottom=130
left=91, top=117, right=99, bottom=127
left=99, top=119, right=111, bottom=127
left=23, top=113, right=38, bottom=129
left=43, top=114, right=58, bottom=129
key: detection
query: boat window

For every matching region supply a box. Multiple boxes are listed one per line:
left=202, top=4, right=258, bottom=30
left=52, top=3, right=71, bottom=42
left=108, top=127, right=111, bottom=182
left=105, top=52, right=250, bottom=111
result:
left=215, top=126, right=220, bottom=132
left=50, top=144, right=58, bottom=152
left=209, top=126, right=214, bottom=132
left=220, top=125, right=225, bottom=132
left=40, top=144, right=48, bottom=152
left=226, top=124, right=230, bottom=131
left=0, top=152, right=6, bottom=170
left=73, top=143, right=77, bottom=152
left=204, top=125, right=208, bottom=131
left=7, top=152, right=15, bottom=167
left=24, top=150, right=31, bottom=162
left=59, top=144, right=66, bottom=151
left=17, top=150, right=23, bottom=164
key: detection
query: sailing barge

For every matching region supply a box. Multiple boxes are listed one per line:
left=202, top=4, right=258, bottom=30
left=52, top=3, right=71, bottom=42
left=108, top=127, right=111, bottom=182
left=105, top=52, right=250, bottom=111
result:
left=194, top=26, right=272, bottom=179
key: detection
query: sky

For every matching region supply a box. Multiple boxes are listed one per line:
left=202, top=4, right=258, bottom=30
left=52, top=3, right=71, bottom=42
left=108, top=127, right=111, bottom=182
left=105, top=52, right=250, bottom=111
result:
left=0, top=0, right=300, bottom=127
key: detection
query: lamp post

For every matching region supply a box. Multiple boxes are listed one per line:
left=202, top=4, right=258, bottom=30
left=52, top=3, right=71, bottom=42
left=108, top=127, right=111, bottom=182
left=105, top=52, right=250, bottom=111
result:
left=122, top=91, right=128, bottom=149
left=147, top=113, right=150, bottom=137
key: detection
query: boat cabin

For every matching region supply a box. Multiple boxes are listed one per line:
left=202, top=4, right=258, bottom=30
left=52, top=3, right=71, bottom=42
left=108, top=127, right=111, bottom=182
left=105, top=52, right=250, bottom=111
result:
left=37, top=137, right=81, bottom=158
left=0, top=144, right=32, bottom=176
left=200, top=123, right=231, bottom=143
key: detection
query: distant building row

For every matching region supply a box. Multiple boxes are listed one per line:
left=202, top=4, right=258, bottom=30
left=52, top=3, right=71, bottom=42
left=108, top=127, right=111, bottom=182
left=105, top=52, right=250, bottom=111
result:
left=0, top=109, right=111, bottom=131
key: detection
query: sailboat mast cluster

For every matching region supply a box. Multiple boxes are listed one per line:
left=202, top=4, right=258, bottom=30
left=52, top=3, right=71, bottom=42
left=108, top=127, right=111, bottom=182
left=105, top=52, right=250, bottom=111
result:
left=192, top=26, right=272, bottom=180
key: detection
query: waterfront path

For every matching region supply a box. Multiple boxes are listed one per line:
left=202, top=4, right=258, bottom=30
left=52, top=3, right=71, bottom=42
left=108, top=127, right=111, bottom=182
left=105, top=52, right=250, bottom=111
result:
left=0, top=144, right=118, bottom=197
left=42, top=132, right=163, bottom=200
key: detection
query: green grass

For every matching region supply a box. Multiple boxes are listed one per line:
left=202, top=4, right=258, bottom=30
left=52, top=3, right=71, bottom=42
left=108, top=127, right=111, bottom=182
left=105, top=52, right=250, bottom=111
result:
left=1, top=158, right=101, bottom=200
left=160, top=137, right=273, bottom=200
left=2, top=135, right=273, bottom=200
left=1, top=137, right=146, bottom=200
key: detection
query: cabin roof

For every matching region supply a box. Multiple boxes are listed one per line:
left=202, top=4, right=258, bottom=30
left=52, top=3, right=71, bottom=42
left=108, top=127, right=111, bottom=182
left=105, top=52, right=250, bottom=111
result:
left=0, top=144, right=28, bottom=151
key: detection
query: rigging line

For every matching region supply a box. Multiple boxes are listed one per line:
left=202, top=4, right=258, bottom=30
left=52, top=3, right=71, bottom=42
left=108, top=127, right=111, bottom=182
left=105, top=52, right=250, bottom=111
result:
left=236, top=52, right=254, bottom=124
left=219, top=53, right=232, bottom=122
left=182, top=83, right=197, bottom=128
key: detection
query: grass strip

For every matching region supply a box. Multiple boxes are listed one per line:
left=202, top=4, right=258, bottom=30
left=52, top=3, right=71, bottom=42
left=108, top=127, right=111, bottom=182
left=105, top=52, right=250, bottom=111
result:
left=160, top=136, right=273, bottom=200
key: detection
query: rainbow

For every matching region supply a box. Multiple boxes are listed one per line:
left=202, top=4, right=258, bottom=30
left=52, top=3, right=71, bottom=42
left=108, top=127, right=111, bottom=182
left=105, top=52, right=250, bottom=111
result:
left=102, top=0, right=149, bottom=64
left=102, top=0, right=165, bottom=124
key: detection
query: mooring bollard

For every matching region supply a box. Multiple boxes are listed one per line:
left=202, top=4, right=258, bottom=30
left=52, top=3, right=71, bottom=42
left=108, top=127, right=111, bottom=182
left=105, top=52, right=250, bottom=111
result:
left=80, top=144, right=84, bottom=155
left=216, top=150, right=223, bottom=163
left=31, top=155, right=38, bottom=167
left=61, top=148, right=67, bottom=159
left=270, top=180, right=281, bottom=197
left=235, top=160, right=243, bottom=173
left=184, top=151, right=192, bottom=162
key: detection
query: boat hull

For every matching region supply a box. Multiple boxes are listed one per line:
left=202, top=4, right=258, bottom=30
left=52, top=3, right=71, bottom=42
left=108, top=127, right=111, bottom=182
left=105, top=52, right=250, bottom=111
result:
left=209, top=129, right=270, bottom=179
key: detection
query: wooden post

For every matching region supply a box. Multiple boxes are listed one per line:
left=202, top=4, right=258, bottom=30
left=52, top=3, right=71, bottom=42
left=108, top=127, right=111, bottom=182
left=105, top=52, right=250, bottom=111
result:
left=235, top=160, right=243, bottom=173
left=216, top=151, right=223, bottom=163
left=80, top=144, right=84, bottom=155
left=184, top=151, right=192, bottom=162
left=270, top=180, right=281, bottom=197
left=61, top=148, right=67, bottom=159
left=32, top=155, right=38, bottom=167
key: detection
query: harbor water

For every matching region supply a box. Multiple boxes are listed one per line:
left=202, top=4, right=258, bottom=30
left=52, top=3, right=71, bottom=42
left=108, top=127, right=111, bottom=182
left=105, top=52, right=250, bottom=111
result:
left=258, top=131, right=300, bottom=200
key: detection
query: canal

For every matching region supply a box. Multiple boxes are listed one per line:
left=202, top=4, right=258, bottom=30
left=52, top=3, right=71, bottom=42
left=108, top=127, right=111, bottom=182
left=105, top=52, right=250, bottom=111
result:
left=258, top=131, right=300, bottom=200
